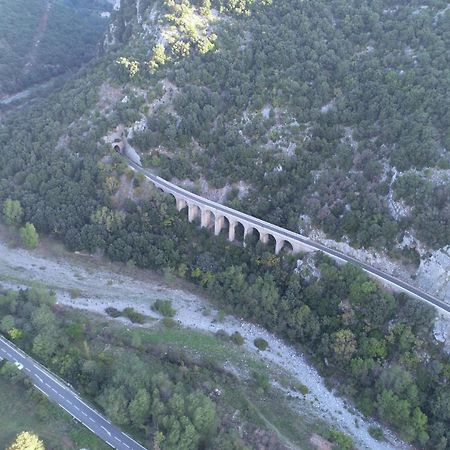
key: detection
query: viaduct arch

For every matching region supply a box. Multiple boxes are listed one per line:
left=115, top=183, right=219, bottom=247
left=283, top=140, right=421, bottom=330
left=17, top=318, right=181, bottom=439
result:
left=117, top=148, right=450, bottom=314
left=162, top=183, right=314, bottom=255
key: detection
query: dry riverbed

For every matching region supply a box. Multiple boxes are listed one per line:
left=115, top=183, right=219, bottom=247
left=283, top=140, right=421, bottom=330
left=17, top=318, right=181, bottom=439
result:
left=0, top=236, right=410, bottom=450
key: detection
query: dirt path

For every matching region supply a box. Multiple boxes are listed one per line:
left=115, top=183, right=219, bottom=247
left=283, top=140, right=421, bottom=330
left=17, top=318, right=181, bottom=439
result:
left=0, top=236, right=410, bottom=450
left=23, top=0, right=51, bottom=75
left=0, top=1, right=51, bottom=106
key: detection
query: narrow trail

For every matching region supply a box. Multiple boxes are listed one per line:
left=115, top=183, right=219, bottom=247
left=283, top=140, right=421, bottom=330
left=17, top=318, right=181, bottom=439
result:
left=243, top=395, right=302, bottom=450
left=0, top=1, right=51, bottom=105
left=23, top=0, right=51, bottom=75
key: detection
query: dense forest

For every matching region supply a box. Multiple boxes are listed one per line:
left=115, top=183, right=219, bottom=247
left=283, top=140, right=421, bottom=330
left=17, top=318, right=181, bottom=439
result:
left=1, top=73, right=450, bottom=447
left=1, top=0, right=450, bottom=448
left=108, top=0, right=450, bottom=252
left=0, top=0, right=108, bottom=96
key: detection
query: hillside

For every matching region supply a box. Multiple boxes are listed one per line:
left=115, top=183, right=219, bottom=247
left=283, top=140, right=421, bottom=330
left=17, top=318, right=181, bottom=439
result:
left=106, top=0, right=450, bottom=299
left=105, top=0, right=450, bottom=252
left=0, top=0, right=109, bottom=97
left=1, top=0, right=450, bottom=449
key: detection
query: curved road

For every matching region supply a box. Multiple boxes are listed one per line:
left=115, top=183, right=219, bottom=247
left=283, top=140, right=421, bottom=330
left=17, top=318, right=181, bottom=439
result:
left=0, top=335, right=147, bottom=450
left=128, top=160, right=450, bottom=315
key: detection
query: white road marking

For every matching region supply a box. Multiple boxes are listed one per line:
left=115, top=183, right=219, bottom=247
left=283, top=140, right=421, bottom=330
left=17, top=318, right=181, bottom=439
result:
left=101, top=425, right=111, bottom=436
left=35, top=385, right=49, bottom=398
left=0, top=337, right=147, bottom=449
left=31, top=361, right=70, bottom=391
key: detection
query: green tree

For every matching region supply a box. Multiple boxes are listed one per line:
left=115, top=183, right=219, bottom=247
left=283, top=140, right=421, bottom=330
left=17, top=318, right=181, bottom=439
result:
left=186, top=391, right=216, bottom=435
left=20, top=223, right=39, bottom=249
left=200, top=0, right=212, bottom=16
left=0, top=361, right=26, bottom=384
left=332, top=329, right=357, bottom=362
left=0, top=314, right=15, bottom=333
left=148, top=44, right=167, bottom=73
left=3, top=199, right=23, bottom=227
left=7, top=431, right=45, bottom=450
left=98, top=386, right=130, bottom=426
left=32, top=331, right=59, bottom=362
left=129, top=388, right=151, bottom=426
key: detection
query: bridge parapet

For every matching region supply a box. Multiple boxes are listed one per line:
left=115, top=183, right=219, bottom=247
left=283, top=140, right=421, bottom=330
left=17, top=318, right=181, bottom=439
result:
left=154, top=181, right=316, bottom=255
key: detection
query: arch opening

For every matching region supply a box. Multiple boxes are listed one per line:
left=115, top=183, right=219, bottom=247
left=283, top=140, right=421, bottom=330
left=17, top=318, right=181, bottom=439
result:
left=266, top=234, right=277, bottom=253
left=233, top=222, right=245, bottom=243
left=244, top=227, right=260, bottom=249
left=213, top=214, right=230, bottom=238
left=188, top=203, right=201, bottom=224
left=200, top=208, right=213, bottom=229
left=283, top=241, right=294, bottom=253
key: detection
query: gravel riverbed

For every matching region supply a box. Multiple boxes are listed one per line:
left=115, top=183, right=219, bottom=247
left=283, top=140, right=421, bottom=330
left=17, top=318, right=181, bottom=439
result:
left=0, top=238, right=411, bottom=450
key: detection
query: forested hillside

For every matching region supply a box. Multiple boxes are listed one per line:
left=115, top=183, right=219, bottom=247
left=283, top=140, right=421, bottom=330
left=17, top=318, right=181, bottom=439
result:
left=1, top=0, right=450, bottom=448
left=108, top=0, right=450, bottom=253
left=0, top=0, right=108, bottom=96
left=1, top=68, right=450, bottom=448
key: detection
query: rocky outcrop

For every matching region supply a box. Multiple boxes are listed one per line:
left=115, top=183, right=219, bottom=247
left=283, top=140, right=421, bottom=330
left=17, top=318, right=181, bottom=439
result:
left=416, top=246, right=450, bottom=301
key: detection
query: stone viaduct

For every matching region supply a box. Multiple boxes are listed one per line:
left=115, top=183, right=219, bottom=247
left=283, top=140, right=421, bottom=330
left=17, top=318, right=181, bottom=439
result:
left=173, top=195, right=315, bottom=255
left=125, top=161, right=316, bottom=255
left=121, top=155, right=450, bottom=315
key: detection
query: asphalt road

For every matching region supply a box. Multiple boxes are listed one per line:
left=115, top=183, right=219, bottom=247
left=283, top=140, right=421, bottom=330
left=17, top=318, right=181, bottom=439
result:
left=0, top=335, right=148, bottom=450
left=128, top=160, right=450, bottom=315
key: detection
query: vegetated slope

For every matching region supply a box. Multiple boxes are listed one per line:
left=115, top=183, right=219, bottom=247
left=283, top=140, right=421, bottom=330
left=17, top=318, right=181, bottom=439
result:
left=110, top=0, right=449, bottom=256
left=1, top=72, right=450, bottom=447
left=0, top=0, right=108, bottom=96
left=1, top=1, right=450, bottom=449
left=0, top=285, right=330, bottom=450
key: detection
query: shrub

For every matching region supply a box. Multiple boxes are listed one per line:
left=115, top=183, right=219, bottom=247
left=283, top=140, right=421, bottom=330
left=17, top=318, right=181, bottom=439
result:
left=253, top=338, right=268, bottom=351
left=294, top=383, right=309, bottom=395
left=252, top=370, right=270, bottom=393
left=105, top=307, right=121, bottom=318
left=152, top=299, right=176, bottom=317
left=368, top=426, right=384, bottom=441
left=326, top=429, right=354, bottom=450
left=162, top=317, right=177, bottom=328
left=69, top=288, right=82, bottom=299
left=163, top=267, right=176, bottom=283
left=215, top=329, right=229, bottom=341
left=122, top=307, right=146, bottom=324
left=231, top=331, right=245, bottom=345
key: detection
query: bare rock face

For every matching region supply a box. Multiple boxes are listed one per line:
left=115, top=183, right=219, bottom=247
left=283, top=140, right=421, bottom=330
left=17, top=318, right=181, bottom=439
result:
left=123, top=144, right=141, bottom=165
left=434, top=314, right=450, bottom=354
left=416, top=246, right=450, bottom=302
